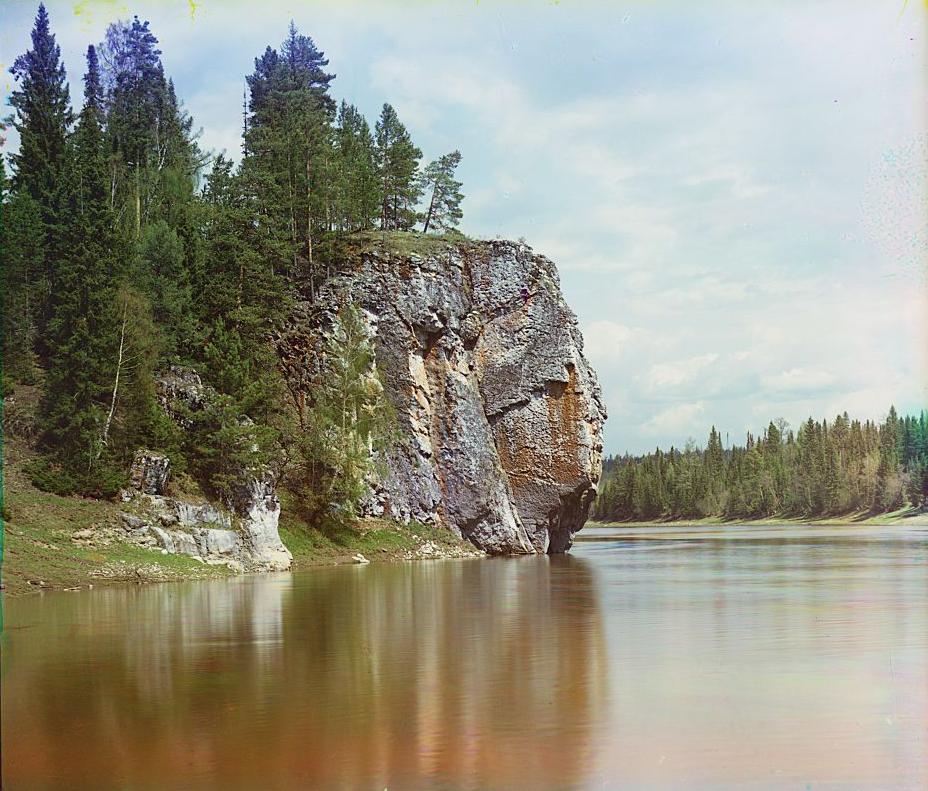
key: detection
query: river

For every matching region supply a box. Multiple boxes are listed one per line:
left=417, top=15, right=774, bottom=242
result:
left=2, top=524, right=926, bottom=790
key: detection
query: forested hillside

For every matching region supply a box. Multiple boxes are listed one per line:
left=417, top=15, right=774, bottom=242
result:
left=2, top=5, right=464, bottom=517
left=593, top=408, right=928, bottom=522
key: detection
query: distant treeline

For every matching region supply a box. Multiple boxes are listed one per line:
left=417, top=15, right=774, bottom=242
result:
left=593, top=407, right=928, bottom=522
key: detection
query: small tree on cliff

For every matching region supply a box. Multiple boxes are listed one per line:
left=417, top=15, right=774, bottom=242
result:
left=293, top=301, right=395, bottom=519
left=420, top=150, right=463, bottom=233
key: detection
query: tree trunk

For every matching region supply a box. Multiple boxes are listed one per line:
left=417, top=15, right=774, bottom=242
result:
left=305, top=153, right=315, bottom=299
left=101, top=300, right=129, bottom=453
left=423, top=183, right=439, bottom=233
left=134, top=167, right=141, bottom=240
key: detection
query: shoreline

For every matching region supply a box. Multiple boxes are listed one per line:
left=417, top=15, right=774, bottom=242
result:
left=1, top=439, right=480, bottom=598
left=587, top=510, right=928, bottom=529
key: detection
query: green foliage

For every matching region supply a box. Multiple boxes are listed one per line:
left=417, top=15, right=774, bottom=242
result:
left=292, top=301, right=396, bottom=519
left=595, top=407, right=928, bottom=522
left=98, top=16, right=202, bottom=238
left=39, top=46, right=123, bottom=488
left=420, top=150, right=464, bottom=232
left=7, top=12, right=458, bottom=516
left=333, top=101, right=380, bottom=231
left=25, top=455, right=125, bottom=498
left=375, top=103, right=423, bottom=230
left=8, top=3, right=72, bottom=215
left=1, top=188, right=44, bottom=381
left=135, top=221, right=197, bottom=358
left=241, top=22, right=336, bottom=292
left=24, top=457, right=78, bottom=495
left=187, top=395, right=278, bottom=507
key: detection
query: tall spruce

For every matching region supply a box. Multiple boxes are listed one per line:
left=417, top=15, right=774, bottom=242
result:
left=40, top=46, right=123, bottom=490
left=8, top=2, right=73, bottom=344
left=8, top=3, right=72, bottom=211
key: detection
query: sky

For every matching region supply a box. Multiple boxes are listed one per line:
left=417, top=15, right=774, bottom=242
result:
left=2, top=0, right=926, bottom=454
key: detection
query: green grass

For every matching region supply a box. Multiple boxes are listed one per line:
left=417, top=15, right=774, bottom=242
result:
left=2, top=425, right=476, bottom=594
left=344, top=229, right=470, bottom=258
left=277, top=488, right=472, bottom=566
left=1, top=439, right=229, bottom=596
left=2, top=478, right=228, bottom=595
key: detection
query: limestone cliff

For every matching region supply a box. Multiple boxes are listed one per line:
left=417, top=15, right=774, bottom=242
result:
left=279, top=235, right=605, bottom=554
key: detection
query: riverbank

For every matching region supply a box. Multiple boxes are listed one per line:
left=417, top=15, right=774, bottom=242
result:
left=1, top=439, right=479, bottom=597
left=588, top=509, right=928, bottom=529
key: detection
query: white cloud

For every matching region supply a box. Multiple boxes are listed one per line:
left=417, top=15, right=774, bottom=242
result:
left=643, top=403, right=706, bottom=437
left=2, top=0, right=924, bottom=455
left=582, top=321, right=638, bottom=366
left=643, top=354, right=719, bottom=392
left=761, top=368, right=837, bottom=395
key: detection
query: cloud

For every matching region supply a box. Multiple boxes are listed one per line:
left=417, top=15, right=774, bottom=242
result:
left=643, top=354, right=719, bottom=392
left=2, top=0, right=924, bottom=455
left=643, top=403, right=706, bottom=437
left=582, top=321, right=638, bottom=366
left=761, top=368, right=837, bottom=395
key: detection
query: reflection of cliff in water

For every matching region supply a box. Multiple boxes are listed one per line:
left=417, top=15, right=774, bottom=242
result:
left=3, top=558, right=608, bottom=791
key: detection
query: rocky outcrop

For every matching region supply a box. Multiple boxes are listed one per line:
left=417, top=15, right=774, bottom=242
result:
left=279, top=236, right=605, bottom=554
left=129, top=451, right=171, bottom=495
left=120, top=366, right=292, bottom=572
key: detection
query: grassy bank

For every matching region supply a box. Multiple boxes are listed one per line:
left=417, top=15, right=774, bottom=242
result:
left=1, top=438, right=476, bottom=597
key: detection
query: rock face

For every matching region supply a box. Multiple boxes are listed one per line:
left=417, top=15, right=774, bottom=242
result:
left=279, top=237, right=605, bottom=554
left=120, top=366, right=292, bottom=572
left=129, top=451, right=171, bottom=495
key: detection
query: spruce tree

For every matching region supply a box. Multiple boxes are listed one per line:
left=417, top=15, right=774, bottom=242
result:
left=1, top=179, right=44, bottom=382
left=40, top=46, right=123, bottom=491
left=8, top=3, right=72, bottom=211
left=334, top=101, right=380, bottom=231
left=8, top=2, right=73, bottom=341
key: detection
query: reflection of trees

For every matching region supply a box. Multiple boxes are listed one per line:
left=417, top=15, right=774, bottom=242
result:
left=3, top=558, right=607, bottom=790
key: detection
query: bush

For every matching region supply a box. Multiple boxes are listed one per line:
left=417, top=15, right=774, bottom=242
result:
left=3, top=395, right=38, bottom=440
left=25, top=456, right=127, bottom=499
left=25, top=458, right=79, bottom=496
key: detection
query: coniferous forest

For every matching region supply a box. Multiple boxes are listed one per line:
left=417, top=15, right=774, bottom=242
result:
left=2, top=5, right=923, bottom=529
left=2, top=5, right=464, bottom=512
left=593, top=408, right=928, bottom=522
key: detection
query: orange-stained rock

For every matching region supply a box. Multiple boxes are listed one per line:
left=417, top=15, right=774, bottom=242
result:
left=278, top=235, right=606, bottom=554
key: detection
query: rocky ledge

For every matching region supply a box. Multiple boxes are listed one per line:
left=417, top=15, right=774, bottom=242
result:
left=118, top=369, right=292, bottom=572
left=279, top=236, right=605, bottom=554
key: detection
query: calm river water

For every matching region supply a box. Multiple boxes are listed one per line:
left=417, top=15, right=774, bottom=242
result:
left=2, top=524, right=927, bottom=790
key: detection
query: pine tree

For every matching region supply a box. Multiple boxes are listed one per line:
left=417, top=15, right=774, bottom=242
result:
left=242, top=23, right=336, bottom=294
left=420, top=150, right=464, bottom=232
left=375, top=104, right=422, bottom=230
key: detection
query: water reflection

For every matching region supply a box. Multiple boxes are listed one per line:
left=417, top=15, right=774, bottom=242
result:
left=5, top=528, right=928, bottom=790
left=3, top=555, right=607, bottom=791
